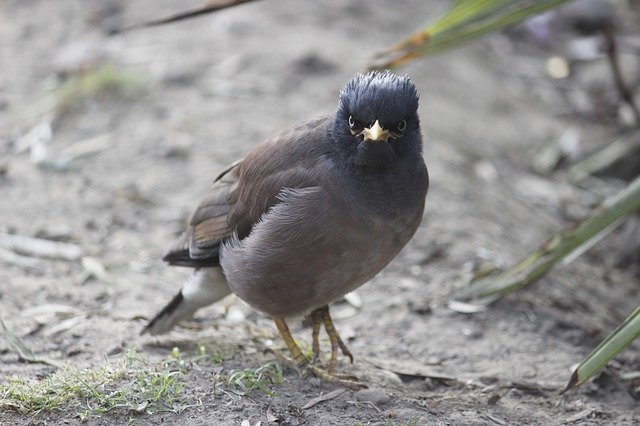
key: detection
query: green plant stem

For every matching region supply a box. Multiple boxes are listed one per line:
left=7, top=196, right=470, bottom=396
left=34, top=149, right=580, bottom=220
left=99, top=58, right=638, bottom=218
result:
left=369, top=0, right=571, bottom=69
left=458, top=175, right=640, bottom=300
left=561, top=304, right=640, bottom=393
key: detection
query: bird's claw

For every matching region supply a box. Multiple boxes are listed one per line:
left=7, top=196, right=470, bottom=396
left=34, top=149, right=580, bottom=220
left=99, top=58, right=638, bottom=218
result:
left=304, top=364, right=367, bottom=390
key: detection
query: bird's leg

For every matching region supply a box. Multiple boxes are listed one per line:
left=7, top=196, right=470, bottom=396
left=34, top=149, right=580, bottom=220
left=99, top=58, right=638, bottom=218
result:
left=274, top=318, right=309, bottom=368
left=309, top=309, right=323, bottom=362
left=317, top=305, right=354, bottom=372
left=273, top=316, right=365, bottom=389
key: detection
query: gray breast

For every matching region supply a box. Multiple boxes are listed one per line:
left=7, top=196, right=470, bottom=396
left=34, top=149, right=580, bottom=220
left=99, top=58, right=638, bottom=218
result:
left=220, top=177, right=426, bottom=318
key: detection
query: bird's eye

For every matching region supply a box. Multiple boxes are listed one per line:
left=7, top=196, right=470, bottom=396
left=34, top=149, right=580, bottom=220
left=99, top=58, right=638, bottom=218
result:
left=348, top=116, right=363, bottom=135
left=397, top=120, right=407, bottom=132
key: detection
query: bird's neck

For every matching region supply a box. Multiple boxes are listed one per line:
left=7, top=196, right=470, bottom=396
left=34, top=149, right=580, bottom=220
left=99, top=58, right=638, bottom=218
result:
left=354, top=141, right=398, bottom=168
left=340, top=156, right=428, bottom=219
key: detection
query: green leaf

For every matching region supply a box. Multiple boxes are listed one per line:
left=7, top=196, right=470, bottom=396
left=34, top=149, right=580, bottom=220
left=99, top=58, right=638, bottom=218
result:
left=561, top=305, right=640, bottom=393
left=458, top=174, right=640, bottom=300
left=369, top=0, right=571, bottom=70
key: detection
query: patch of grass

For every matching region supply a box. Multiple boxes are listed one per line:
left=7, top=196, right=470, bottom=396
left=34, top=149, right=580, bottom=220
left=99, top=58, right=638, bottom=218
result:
left=0, top=349, right=192, bottom=420
left=193, top=342, right=236, bottom=365
left=296, top=338, right=315, bottom=360
left=55, top=63, right=142, bottom=113
left=0, top=343, right=277, bottom=420
left=225, top=361, right=283, bottom=397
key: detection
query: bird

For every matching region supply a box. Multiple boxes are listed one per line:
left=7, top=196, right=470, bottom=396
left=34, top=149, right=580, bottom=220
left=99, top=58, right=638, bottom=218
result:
left=142, top=71, right=429, bottom=386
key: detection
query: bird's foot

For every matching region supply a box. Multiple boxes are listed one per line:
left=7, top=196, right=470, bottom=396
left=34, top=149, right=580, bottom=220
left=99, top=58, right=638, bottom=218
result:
left=273, top=316, right=365, bottom=389
left=266, top=347, right=299, bottom=370
left=303, top=364, right=366, bottom=390
left=310, top=305, right=354, bottom=371
left=266, top=348, right=365, bottom=389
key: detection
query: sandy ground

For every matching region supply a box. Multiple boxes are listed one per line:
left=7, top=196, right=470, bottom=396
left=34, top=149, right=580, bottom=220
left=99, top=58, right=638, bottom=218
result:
left=1, top=0, right=640, bottom=424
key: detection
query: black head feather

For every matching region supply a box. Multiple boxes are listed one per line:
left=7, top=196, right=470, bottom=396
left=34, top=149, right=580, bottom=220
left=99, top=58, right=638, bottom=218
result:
left=339, top=71, right=419, bottom=127
left=331, top=71, right=422, bottom=167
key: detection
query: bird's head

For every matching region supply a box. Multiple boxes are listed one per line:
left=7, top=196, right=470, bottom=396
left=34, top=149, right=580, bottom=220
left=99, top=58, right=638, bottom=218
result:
left=331, top=71, right=422, bottom=168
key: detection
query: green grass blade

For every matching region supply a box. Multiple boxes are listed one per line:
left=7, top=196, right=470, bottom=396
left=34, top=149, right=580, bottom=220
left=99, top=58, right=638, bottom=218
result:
left=561, top=305, right=640, bottom=393
left=369, top=0, right=571, bottom=70
left=0, top=319, right=62, bottom=369
left=458, top=175, right=640, bottom=300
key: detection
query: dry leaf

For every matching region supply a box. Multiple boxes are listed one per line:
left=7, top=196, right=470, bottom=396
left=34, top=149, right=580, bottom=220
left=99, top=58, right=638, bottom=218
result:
left=448, top=300, right=487, bottom=314
left=44, top=315, right=87, bottom=336
left=22, top=303, right=84, bottom=324
left=565, top=409, right=595, bottom=423
left=265, top=406, right=280, bottom=423
left=82, top=256, right=115, bottom=283
left=343, top=291, right=362, bottom=308
left=302, top=388, right=346, bottom=410
left=365, top=357, right=459, bottom=382
left=1, top=319, right=62, bottom=368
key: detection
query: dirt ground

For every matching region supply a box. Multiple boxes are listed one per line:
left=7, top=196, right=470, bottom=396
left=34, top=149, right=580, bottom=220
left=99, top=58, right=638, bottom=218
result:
left=1, top=0, right=640, bottom=424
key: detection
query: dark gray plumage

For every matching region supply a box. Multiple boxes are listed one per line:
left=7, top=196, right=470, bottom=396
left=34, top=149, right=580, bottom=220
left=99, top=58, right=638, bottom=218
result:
left=143, top=71, right=429, bottom=385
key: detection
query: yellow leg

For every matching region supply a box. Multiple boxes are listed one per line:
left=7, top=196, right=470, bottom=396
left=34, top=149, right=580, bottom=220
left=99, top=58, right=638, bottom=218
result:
left=273, top=316, right=365, bottom=389
left=274, top=318, right=309, bottom=367
left=318, top=305, right=353, bottom=371
left=310, top=309, right=322, bottom=362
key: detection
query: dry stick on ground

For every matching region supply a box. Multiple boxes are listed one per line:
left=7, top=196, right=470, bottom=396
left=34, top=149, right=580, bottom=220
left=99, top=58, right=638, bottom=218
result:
left=0, top=233, right=82, bottom=261
left=0, top=319, right=62, bottom=368
left=457, top=174, right=640, bottom=300
left=568, top=132, right=640, bottom=182
left=301, top=388, right=346, bottom=410
left=602, top=26, right=640, bottom=127
left=118, top=0, right=263, bottom=32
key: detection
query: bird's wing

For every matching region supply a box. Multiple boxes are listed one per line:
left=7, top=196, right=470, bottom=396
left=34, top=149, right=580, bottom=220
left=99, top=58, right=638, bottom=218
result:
left=163, top=116, right=333, bottom=268
left=162, top=162, right=241, bottom=266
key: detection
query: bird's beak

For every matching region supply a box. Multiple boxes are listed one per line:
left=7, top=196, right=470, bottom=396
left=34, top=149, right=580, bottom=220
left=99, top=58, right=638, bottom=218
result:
left=361, top=120, right=390, bottom=142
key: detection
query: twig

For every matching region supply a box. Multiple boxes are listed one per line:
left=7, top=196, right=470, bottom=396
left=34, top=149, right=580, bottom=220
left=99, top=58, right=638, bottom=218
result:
left=568, top=132, right=640, bottom=182
left=602, top=27, right=640, bottom=126
left=365, top=357, right=474, bottom=385
left=59, top=134, right=113, bottom=162
left=0, top=248, right=44, bottom=270
left=0, top=233, right=82, bottom=261
left=119, top=0, right=263, bottom=32
left=482, top=412, right=507, bottom=425
left=301, top=388, right=346, bottom=410
left=1, top=319, right=62, bottom=368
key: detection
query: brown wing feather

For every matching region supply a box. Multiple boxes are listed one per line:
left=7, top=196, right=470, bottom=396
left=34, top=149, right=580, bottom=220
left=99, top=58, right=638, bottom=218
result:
left=163, top=162, right=240, bottom=267
left=163, top=116, right=333, bottom=268
left=229, top=117, right=332, bottom=231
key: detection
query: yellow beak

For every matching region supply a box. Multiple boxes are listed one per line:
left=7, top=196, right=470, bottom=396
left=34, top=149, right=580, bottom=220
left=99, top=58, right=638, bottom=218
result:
left=362, top=120, right=390, bottom=142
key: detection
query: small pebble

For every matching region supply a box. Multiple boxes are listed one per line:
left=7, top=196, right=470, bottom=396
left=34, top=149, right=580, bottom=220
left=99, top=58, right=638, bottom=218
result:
left=356, top=388, right=392, bottom=406
left=488, top=394, right=501, bottom=405
left=66, top=348, right=82, bottom=357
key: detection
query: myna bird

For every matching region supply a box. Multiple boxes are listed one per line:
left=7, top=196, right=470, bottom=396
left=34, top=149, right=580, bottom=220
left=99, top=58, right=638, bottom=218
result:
left=143, top=71, right=429, bottom=386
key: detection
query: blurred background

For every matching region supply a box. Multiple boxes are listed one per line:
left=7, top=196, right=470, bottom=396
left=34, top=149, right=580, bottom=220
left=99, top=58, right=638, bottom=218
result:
left=1, top=0, right=639, bottom=423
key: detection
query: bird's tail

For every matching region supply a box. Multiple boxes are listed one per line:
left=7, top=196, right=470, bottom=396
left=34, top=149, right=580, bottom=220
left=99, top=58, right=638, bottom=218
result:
left=141, top=267, right=231, bottom=335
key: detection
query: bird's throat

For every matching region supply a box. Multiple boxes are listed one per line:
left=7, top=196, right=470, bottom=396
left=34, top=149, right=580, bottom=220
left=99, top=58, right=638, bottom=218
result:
left=355, top=140, right=397, bottom=167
